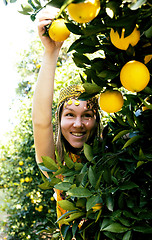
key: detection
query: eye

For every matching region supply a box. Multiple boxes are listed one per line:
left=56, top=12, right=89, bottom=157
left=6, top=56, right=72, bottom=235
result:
left=65, top=113, right=74, bottom=117
left=83, top=113, right=93, bottom=119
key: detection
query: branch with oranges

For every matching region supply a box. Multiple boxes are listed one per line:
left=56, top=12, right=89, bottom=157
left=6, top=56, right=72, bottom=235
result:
left=17, top=0, right=152, bottom=114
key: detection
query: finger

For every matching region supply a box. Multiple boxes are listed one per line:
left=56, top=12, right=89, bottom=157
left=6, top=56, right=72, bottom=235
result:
left=38, top=20, right=51, bottom=36
left=38, top=19, right=51, bottom=28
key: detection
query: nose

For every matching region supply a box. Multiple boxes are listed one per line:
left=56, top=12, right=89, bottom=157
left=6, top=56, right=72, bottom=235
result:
left=73, top=117, right=83, bottom=128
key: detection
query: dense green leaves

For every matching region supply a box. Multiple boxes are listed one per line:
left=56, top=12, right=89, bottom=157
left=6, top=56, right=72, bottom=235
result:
left=2, top=0, right=152, bottom=239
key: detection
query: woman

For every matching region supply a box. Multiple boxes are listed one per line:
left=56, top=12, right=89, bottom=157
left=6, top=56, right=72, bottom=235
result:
left=32, top=9, right=101, bottom=224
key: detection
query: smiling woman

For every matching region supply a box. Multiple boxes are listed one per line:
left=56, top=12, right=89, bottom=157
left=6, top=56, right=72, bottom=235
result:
left=32, top=9, right=101, bottom=232
left=56, top=85, right=100, bottom=160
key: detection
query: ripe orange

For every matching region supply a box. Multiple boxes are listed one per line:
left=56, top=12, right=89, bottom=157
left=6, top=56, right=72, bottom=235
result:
left=19, top=160, right=24, bottom=166
left=67, top=0, right=100, bottom=23
left=120, top=60, right=150, bottom=92
left=110, top=26, right=140, bottom=50
left=25, top=177, right=30, bottom=182
left=48, top=18, right=70, bottom=42
left=99, top=90, right=124, bottom=113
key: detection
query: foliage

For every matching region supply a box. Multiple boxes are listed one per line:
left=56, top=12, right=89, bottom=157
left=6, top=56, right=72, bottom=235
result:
left=0, top=35, right=81, bottom=239
left=3, top=0, right=152, bottom=239
left=0, top=98, right=57, bottom=239
left=38, top=136, right=152, bottom=239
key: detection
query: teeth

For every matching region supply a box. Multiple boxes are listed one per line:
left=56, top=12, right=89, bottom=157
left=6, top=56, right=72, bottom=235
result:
left=72, top=133, right=84, bottom=136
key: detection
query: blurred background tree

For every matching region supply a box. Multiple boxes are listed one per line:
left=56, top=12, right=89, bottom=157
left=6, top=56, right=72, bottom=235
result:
left=0, top=32, right=81, bottom=239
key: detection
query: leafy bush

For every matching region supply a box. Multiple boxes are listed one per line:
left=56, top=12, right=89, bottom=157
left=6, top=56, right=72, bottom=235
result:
left=2, top=0, right=152, bottom=239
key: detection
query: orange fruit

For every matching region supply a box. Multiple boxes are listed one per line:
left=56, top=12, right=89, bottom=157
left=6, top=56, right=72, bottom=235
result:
left=19, top=160, right=24, bottom=166
left=120, top=60, right=150, bottom=92
left=92, top=203, right=102, bottom=211
left=20, top=178, right=25, bottom=183
left=25, top=177, right=30, bottom=182
left=110, top=26, right=140, bottom=50
left=99, top=90, right=124, bottom=113
left=67, top=0, right=100, bottom=23
left=48, top=18, right=70, bottom=42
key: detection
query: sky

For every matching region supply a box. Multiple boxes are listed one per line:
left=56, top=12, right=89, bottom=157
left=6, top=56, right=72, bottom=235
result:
left=0, top=1, right=35, bottom=143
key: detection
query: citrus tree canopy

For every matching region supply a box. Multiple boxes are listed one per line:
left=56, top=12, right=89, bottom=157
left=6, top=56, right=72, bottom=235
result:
left=3, top=0, right=152, bottom=239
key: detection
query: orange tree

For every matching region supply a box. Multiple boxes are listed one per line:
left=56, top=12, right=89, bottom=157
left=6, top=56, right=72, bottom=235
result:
left=0, top=35, right=81, bottom=239
left=5, top=0, right=152, bottom=239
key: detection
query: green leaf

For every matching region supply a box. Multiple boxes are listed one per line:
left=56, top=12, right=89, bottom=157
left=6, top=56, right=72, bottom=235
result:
left=66, top=22, right=83, bottom=35
left=119, top=181, right=138, bottom=190
left=106, top=194, right=114, bottom=211
left=56, top=210, right=78, bottom=222
left=102, top=223, right=128, bottom=233
left=61, top=225, right=70, bottom=238
left=129, top=0, right=146, bottom=10
left=54, top=182, right=72, bottom=191
left=118, top=217, right=131, bottom=227
left=67, top=187, right=92, bottom=198
left=100, top=218, right=113, bottom=230
left=64, top=152, right=75, bottom=169
left=83, top=23, right=107, bottom=36
left=83, top=82, right=102, bottom=94
left=42, top=156, right=58, bottom=171
left=123, top=210, right=139, bottom=220
left=97, top=70, right=117, bottom=80
left=95, top=209, right=102, bottom=223
left=72, top=221, right=79, bottom=237
left=55, top=148, right=62, bottom=167
left=84, top=143, right=93, bottom=161
left=49, top=177, right=61, bottom=186
left=139, top=97, right=152, bottom=110
left=103, top=167, right=111, bottom=184
left=86, top=195, right=102, bottom=211
left=76, top=198, right=86, bottom=208
left=54, top=167, right=67, bottom=176
left=58, top=200, right=77, bottom=211
left=66, top=212, right=85, bottom=223
left=145, top=25, right=152, bottom=38
left=112, top=130, right=131, bottom=142
left=47, top=0, right=65, bottom=9
left=38, top=182, right=52, bottom=190
left=73, top=52, right=91, bottom=67
left=133, top=225, right=152, bottom=233
left=88, top=166, right=96, bottom=188
left=122, top=135, right=141, bottom=150
left=114, top=114, right=128, bottom=126
left=59, top=212, right=85, bottom=224
left=20, top=4, right=33, bottom=13
left=75, top=162, right=83, bottom=171
left=10, top=0, right=17, bottom=3
left=122, top=231, right=132, bottom=240
left=107, top=14, right=138, bottom=35
left=38, top=163, right=54, bottom=173
left=95, top=173, right=102, bottom=190
left=64, top=229, right=73, bottom=240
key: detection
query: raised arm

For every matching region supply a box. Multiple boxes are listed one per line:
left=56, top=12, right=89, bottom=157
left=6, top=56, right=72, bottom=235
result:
left=32, top=10, right=63, bottom=165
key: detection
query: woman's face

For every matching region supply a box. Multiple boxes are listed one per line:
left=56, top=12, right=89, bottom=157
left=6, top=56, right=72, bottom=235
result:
left=61, top=99, right=97, bottom=149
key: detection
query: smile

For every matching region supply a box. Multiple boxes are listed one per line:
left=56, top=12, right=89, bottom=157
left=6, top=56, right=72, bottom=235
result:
left=71, top=132, right=85, bottom=137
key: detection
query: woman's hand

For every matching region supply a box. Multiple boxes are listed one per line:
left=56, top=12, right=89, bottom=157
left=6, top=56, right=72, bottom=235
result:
left=37, top=8, right=63, bottom=52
